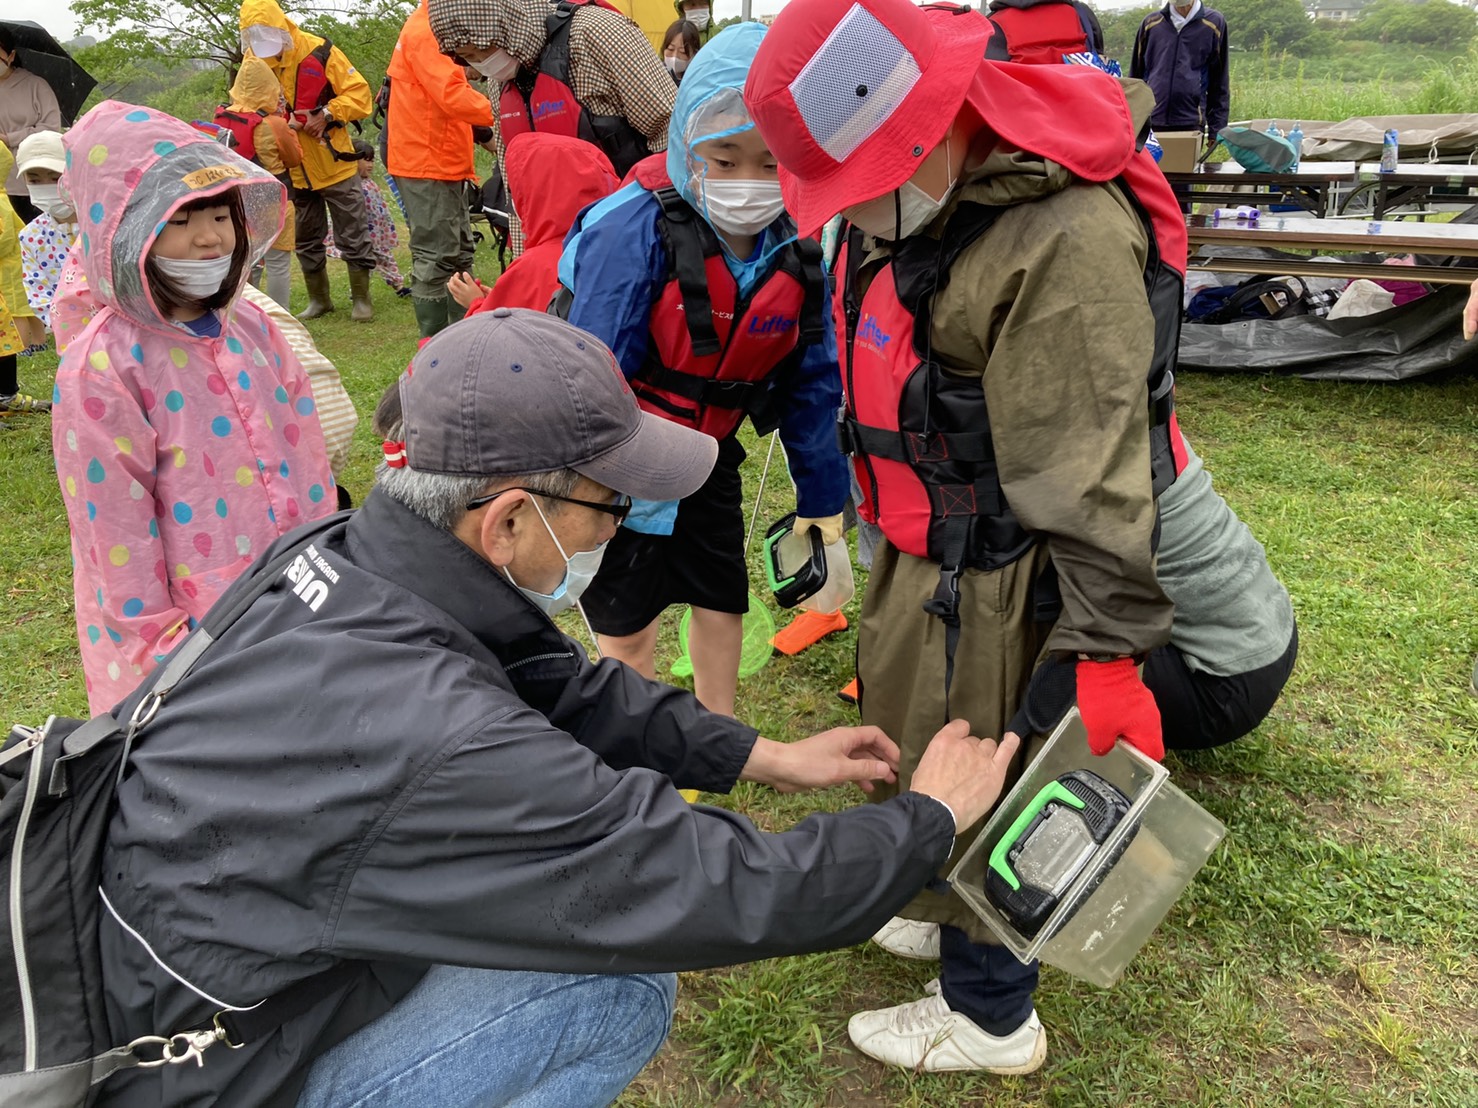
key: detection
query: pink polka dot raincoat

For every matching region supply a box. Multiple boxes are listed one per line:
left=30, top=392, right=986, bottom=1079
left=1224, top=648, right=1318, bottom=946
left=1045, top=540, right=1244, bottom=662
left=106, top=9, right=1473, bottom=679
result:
left=52, top=101, right=336, bottom=713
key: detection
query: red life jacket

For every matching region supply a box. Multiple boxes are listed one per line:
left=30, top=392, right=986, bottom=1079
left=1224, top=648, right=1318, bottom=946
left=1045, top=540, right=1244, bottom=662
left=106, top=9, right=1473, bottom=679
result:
left=837, top=153, right=1188, bottom=582
left=499, top=0, right=650, bottom=178
left=626, top=156, right=826, bottom=440
left=213, top=107, right=265, bottom=161
left=293, top=41, right=336, bottom=116
left=985, top=1, right=1102, bottom=65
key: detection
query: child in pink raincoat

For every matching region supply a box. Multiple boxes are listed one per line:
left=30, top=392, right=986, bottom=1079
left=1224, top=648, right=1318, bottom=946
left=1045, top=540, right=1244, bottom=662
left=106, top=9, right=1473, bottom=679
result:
left=53, top=101, right=338, bottom=713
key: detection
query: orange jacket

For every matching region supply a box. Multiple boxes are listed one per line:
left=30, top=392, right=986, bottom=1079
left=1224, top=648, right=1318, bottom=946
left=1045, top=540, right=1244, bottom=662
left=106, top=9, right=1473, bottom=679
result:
left=385, top=0, right=494, bottom=181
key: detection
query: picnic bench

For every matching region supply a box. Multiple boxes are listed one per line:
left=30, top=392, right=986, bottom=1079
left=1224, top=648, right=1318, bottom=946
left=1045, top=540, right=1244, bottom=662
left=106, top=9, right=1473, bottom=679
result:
left=1185, top=214, right=1478, bottom=284
left=1162, top=162, right=1358, bottom=218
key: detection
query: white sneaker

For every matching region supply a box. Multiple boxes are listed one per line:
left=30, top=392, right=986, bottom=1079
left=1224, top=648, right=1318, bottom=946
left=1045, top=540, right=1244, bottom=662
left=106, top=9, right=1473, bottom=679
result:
left=871, top=917, right=941, bottom=961
left=848, top=981, right=1047, bottom=1074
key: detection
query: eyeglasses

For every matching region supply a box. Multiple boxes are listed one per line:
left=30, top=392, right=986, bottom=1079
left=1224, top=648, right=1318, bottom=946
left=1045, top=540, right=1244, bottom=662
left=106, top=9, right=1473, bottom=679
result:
left=465, top=487, right=633, bottom=524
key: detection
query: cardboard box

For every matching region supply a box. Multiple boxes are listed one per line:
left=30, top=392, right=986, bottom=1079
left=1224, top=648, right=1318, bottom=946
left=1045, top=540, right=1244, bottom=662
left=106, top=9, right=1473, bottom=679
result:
left=1156, top=131, right=1202, bottom=174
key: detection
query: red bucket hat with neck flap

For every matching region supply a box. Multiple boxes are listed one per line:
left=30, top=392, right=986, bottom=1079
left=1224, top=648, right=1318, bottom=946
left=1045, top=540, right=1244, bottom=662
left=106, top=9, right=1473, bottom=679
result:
left=745, top=0, right=1137, bottom=238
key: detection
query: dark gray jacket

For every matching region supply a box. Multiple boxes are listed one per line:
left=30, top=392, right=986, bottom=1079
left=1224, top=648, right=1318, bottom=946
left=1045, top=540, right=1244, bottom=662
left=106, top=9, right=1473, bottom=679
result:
left=97, top=491, right=955, bottom=1107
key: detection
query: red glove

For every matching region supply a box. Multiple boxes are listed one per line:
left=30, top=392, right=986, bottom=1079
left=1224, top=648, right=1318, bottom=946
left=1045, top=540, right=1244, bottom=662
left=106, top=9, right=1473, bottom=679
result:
left=1075, top=657, right=1163, bottom=761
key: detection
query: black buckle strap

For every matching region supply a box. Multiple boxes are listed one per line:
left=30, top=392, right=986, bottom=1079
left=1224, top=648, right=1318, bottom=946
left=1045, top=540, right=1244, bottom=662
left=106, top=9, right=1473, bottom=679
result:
left=922, top=563, right=964, bottom=720
left=635, top=364, right=765, bottom=410
left=921, top=564, right=962, bottom=628
left=921, top=514, right=971, bottom=718
left=839, top=416, right=994, bottom=466
left=215, top=961, right=365, bottom=1045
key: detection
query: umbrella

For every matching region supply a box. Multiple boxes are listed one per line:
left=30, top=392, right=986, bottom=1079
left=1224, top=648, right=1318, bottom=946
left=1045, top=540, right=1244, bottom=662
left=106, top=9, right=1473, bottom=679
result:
left=0, top=20, right=97, bottom=126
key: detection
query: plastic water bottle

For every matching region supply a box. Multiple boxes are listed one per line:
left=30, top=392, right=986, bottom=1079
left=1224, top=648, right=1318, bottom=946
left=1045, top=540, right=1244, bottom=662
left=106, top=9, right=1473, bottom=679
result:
left=1381, top=129, right=1399, bottom=173
left=1267, top=121, right=1284, bottom=139
left=1287, top=122, right=1304, bottom=170
left=1213, top=206, right=1261, bottom=221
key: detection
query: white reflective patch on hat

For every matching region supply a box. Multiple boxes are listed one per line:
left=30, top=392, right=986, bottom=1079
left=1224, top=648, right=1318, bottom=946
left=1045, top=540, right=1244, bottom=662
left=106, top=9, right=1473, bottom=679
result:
left=790, top=3, right=921, bottom=163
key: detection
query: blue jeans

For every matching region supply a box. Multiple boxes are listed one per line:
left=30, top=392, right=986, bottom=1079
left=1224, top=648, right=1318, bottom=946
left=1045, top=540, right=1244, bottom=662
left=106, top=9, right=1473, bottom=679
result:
left=297, top=965, right=676, bottom=1108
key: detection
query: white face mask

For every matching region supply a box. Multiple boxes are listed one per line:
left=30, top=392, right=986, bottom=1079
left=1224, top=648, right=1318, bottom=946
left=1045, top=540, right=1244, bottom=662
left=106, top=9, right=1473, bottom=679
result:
left=664, top=55, right=688, bottom=75
left=687, top=8, right=711, bottom=30
left=152, top=255, right=235, bottom=301
left=472, top=49, right=520, bottom=82
left=503, top=496, right=608, bottom=617
left=700, top=178, right=785, bottom=236
left=27, top=182, right=75, bottom=222
left=243, top=25, right=291, bottom=59
left=845, top=138, right=957, bottom=241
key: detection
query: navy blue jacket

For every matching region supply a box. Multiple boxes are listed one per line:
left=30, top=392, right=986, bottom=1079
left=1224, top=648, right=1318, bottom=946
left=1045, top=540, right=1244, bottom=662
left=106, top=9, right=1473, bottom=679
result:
left=1130, top=4, right=1230, bottom=138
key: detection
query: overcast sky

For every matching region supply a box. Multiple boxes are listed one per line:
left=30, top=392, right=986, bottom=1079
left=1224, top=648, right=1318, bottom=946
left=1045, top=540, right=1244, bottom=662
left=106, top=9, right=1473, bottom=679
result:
left=6, top=0, right=1154, bottom=47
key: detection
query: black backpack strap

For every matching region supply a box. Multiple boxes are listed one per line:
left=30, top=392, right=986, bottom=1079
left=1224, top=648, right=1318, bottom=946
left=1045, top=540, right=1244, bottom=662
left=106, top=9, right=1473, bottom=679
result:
left=115, top=515, right=350, bottom=781
left=213, top=961, right=366, bottom=1046
left=1075, top=1, right=1105, bottom=54
left=106, top=518, right=366, bottom=1066
left=652, top=186, right=723, bottom=355
left=894, top=203, right=1009, bottom=718
left=372, top=75, right=390, bottom=131
left=545, top=0, right=578, bottom=42
left=790, top=235, right=826, bottom=346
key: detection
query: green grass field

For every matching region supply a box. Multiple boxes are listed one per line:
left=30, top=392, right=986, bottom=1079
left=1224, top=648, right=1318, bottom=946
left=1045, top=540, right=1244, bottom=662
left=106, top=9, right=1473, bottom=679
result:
left=4, top=245, right=1477, bottom=1106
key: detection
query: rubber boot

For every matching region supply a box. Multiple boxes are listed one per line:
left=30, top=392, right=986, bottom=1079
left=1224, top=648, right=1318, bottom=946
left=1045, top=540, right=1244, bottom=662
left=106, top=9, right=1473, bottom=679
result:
left=412, top=296, right=449, bottom=338
left=298, top=267, right=334, bottom=320
left=348, top=267, right=374, bottom=322
left=446, top=293, right=467, bottom=324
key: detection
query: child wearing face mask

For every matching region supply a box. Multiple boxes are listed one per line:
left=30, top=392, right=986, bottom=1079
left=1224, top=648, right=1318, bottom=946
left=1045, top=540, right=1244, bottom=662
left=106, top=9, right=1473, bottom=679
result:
left=555, top=23, right=848, bottom=720
left=51, top=101, right=337, bottom=713
left=15, top=131, right=79, bottom=335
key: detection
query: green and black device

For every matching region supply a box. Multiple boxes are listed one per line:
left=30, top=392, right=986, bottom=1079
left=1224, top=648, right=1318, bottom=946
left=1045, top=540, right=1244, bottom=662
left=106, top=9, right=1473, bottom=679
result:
left=763, top=513, right=827, bottom=609
left=984, top=769, right=1137, bottom=939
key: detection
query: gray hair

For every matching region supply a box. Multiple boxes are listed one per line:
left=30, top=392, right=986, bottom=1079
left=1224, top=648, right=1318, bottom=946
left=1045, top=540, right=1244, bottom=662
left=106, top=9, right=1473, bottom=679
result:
left=374, top=413, right=580, bottom=531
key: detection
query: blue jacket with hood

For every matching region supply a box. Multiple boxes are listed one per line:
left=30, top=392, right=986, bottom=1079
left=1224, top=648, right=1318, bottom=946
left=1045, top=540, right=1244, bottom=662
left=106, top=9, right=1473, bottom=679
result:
left=558, top=22, right=847, bottom=522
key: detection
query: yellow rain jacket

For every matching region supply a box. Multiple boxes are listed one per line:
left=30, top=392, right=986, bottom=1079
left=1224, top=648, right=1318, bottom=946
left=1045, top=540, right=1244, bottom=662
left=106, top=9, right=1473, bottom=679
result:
left=0, top=145, right=34, bottom=326
left=228, top=58, right=300, bottom=250
left=239, top=0, right=371, bottom=191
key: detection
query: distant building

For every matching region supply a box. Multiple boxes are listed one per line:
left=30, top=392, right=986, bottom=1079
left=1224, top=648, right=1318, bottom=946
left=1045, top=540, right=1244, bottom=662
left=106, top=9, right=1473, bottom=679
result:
left=1305, top=0, right=1372, bottom=22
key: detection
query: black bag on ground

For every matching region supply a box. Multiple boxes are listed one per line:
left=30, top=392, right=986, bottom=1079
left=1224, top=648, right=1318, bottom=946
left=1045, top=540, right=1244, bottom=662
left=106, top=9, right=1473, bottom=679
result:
left=0, top=529, right=357, bottom=1107
left=1188, top=273, right=1310, bottom=324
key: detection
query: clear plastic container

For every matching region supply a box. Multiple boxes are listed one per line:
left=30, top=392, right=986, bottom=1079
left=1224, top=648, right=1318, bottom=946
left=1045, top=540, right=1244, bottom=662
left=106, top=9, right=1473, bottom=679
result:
left=949, top=708, right=1227, bottom=987
left=799, top=538, right=854, bottom=614
left=765, top=518, right=855, bottom=614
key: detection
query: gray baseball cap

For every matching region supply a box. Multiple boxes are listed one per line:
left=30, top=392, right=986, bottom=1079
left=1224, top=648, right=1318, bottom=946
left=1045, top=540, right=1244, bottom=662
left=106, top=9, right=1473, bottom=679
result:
left=398, top=308, right=718, bottom=501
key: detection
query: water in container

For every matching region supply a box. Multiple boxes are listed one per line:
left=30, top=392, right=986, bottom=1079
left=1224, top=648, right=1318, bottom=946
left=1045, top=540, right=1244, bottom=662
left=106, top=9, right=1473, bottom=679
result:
left=949, top=709, right=1228, bottom=987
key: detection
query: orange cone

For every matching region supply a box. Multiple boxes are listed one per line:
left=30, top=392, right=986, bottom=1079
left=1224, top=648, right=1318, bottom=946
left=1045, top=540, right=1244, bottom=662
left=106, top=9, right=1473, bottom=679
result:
left=837, top=678, right=859, bottom=704
left=770, top=609, right=848, bottom=656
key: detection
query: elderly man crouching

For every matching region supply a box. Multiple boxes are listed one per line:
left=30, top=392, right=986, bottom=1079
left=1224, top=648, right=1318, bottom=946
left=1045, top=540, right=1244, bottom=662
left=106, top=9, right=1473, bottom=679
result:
left=94, top=309, right=1017, bottom=1107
